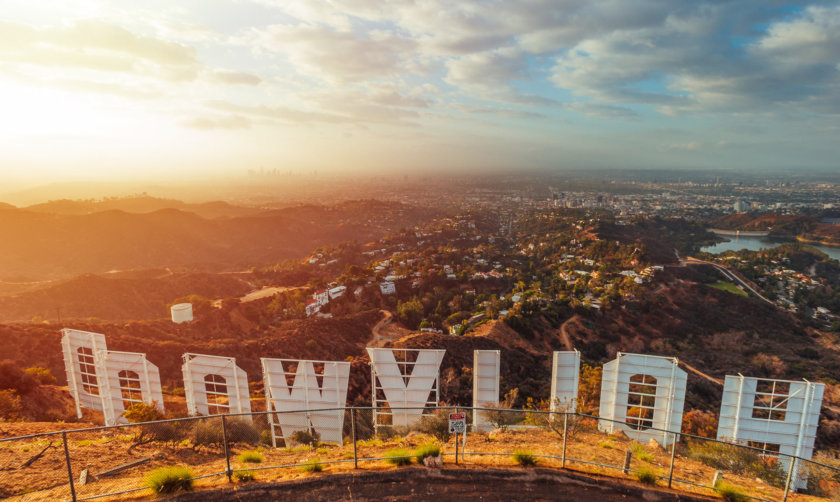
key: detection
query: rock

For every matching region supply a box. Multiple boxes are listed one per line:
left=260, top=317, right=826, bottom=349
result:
left=423, top=455, right=442, bottom=468
left=610, top=430, right=629, bottom=440
left=648, top=438, right=665, bottom=451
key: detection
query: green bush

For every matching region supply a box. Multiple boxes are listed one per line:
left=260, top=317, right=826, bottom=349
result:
left=414, top=444, right=441, bottom=463
left=630, top=443, right=655, bottom=463
left=714, top=481, right=749, bottom=502
left=512, top=449, right=538, bottom=467
left=238, top=450, right=264, bottom=463
left=299, top=457, right=324, bottom=473
left=233, top=470, right=256, bottom=482
left=146, top=466, right=194, bottom=495
left=635, top=466, right=658, bottom=486
left=385, top=448, right=413, bottom=466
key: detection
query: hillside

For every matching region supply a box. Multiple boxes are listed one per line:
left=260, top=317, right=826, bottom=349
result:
left=21, top=196, right=262, bottom=219
left=0, top=271, right=252, bottom=322
left=0, top=200, right=433, bottom=281
left=709, top=212, right=840, bottom=245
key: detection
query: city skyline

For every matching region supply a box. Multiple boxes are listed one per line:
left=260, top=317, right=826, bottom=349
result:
left=1, top=0, right=839, bottom=184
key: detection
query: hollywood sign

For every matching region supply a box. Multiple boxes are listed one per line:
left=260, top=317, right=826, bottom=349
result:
left=61, top=328, right=823, bottom=488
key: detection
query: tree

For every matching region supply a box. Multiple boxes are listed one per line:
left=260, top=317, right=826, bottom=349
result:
left=397, top=298, right=424, bottom=330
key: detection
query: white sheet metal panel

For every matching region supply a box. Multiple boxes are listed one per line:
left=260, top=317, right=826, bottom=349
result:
left=61, top=329, right=108, bottom=418
left=472, top=350, right=500, bottom=431
left=182, top=353, right=251, bottom=416
left=550, top=350, right=580, bottom=413
left=598, top=352, right=687, bottom=446
left=98, top=351, right=165, bottom=426
left=262, top=358, right=350, bottom=445
left=717, top=375, right=824, bottom=490
left=367, top=348, right=445, bottom=427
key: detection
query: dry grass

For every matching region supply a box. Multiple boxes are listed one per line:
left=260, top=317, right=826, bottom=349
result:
left=0, top=423, right=829, bottom=502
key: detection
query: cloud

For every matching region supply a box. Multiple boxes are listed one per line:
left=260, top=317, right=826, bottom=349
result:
left=0, top=19, right=198, bottom=82
left=207, top=70, right=262, bottom=86
left=253, top=24, right=417, bottom=82
left=204, top=99, right=349, bottom=124
left=180, top=115, right=252, bottom=130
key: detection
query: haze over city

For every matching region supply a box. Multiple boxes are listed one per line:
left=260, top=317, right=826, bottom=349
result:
left=2, top=0, right=839, bottom=190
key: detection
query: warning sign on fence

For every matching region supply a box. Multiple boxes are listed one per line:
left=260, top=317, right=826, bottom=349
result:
left=449, top=412, right=466, bottom=434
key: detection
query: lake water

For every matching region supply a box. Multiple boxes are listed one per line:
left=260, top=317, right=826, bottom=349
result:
left=701, top=234, right=840, bottom=262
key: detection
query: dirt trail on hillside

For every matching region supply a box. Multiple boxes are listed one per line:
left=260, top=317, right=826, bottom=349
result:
left=559, top=315, right=580, bottom=351
left=369, top=310, right=405, bottom=347
left=679, top=361, right=723, bottom=387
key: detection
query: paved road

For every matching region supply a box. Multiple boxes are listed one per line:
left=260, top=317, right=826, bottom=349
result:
left=682, top=257, right=774, bottom=305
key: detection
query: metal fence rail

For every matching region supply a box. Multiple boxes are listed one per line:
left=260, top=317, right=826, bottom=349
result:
left=2, top=407, right=839, bottom=502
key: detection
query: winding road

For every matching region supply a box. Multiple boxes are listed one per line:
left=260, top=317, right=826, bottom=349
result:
left=682, top=256, right=774, bottom=305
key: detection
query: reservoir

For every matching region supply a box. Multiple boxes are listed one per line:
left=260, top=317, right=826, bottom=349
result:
left=701, top=233, right=840, bottom=262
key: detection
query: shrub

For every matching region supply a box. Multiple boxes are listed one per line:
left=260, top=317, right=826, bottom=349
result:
left=417, top=410, right=451, bottom=441
left=686, top=440, right=785, bottom=487
left=714, top=481, right=749, bottom=502
left=630, top=443, right=655, bottom=463
left=486, top=389, right=522, bottom=431
left=146, top=466, right=194, bottom=495
left=226, top=417, right=261, bottom=444
left=598, top=440, right=614, bottom=449
left=681, top=409, right=718, bottom=438
left=512, top=449, right=537, bottom=467
left=123, top=402, right=164, bottom=423
left=0, top=389, right=22, bottom=420
left=414, top=444, right=441, bottom=463
left=290, top=429, right=321, bottom=448
left=233, top=470, right=256, bottom=482
left=24, top=367, right=56, bottom=385
left=0, top=360, right=39, bottom=394
left=238, top=450, right=263, bottom=463
left=299, top=457, right=324, bottom=473
left=192, top=418, right=260, bottom=448
left=635, top=466, right=658, bottom=486
left=385, top=448, right=413, bottom=466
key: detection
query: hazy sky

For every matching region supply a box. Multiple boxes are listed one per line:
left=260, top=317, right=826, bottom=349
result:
left=1, top=0, right=839, bottom=183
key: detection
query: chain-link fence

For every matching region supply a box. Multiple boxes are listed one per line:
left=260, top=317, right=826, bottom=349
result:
left=2, top=407, right=839, bottom=501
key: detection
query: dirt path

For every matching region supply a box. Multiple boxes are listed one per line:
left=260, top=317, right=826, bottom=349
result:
left=369, top=310, right=399, bottom=347
left=679, top=361, right=723, bottom=387
left=558, top=315, right=579, bottom=351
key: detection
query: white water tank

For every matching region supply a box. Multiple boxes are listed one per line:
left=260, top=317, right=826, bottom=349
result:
left=170, top=303, right=193, bottom=324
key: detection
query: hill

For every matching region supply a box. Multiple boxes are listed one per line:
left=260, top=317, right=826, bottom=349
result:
left=0, top=200, right=433, bottom=281
left=0, top=271, right=252, bottom=322
left=709, top=212, right=840, bottom=245
left=21, top=196, right=261, bottom=219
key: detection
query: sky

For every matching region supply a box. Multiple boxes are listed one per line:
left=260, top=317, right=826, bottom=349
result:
left=1, top=0, right=839, bottom=184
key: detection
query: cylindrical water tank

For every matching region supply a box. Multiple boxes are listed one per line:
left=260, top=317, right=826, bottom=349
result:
left=170, top=303, right=193, bottom=323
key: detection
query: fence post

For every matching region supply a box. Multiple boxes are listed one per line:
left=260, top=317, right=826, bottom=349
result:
left=782, top=455, right=796, bottom=502
left=667, top=431, right=677, bottom=488
left=351, top=408, right=358, bottom=469
left=454, top=406, right=459, bottom=466
left=221, top=415, right=232, bottom=483
left=62, top=431, right=77, bottom=502
left=561, top=412, right=568, bottom=469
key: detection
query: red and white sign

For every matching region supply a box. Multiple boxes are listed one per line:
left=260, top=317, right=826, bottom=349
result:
left=449, top=412, right=466, bottom=433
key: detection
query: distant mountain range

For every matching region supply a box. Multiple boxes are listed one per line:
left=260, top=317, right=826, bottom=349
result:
left=0, top=199, right=427, bottom=281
